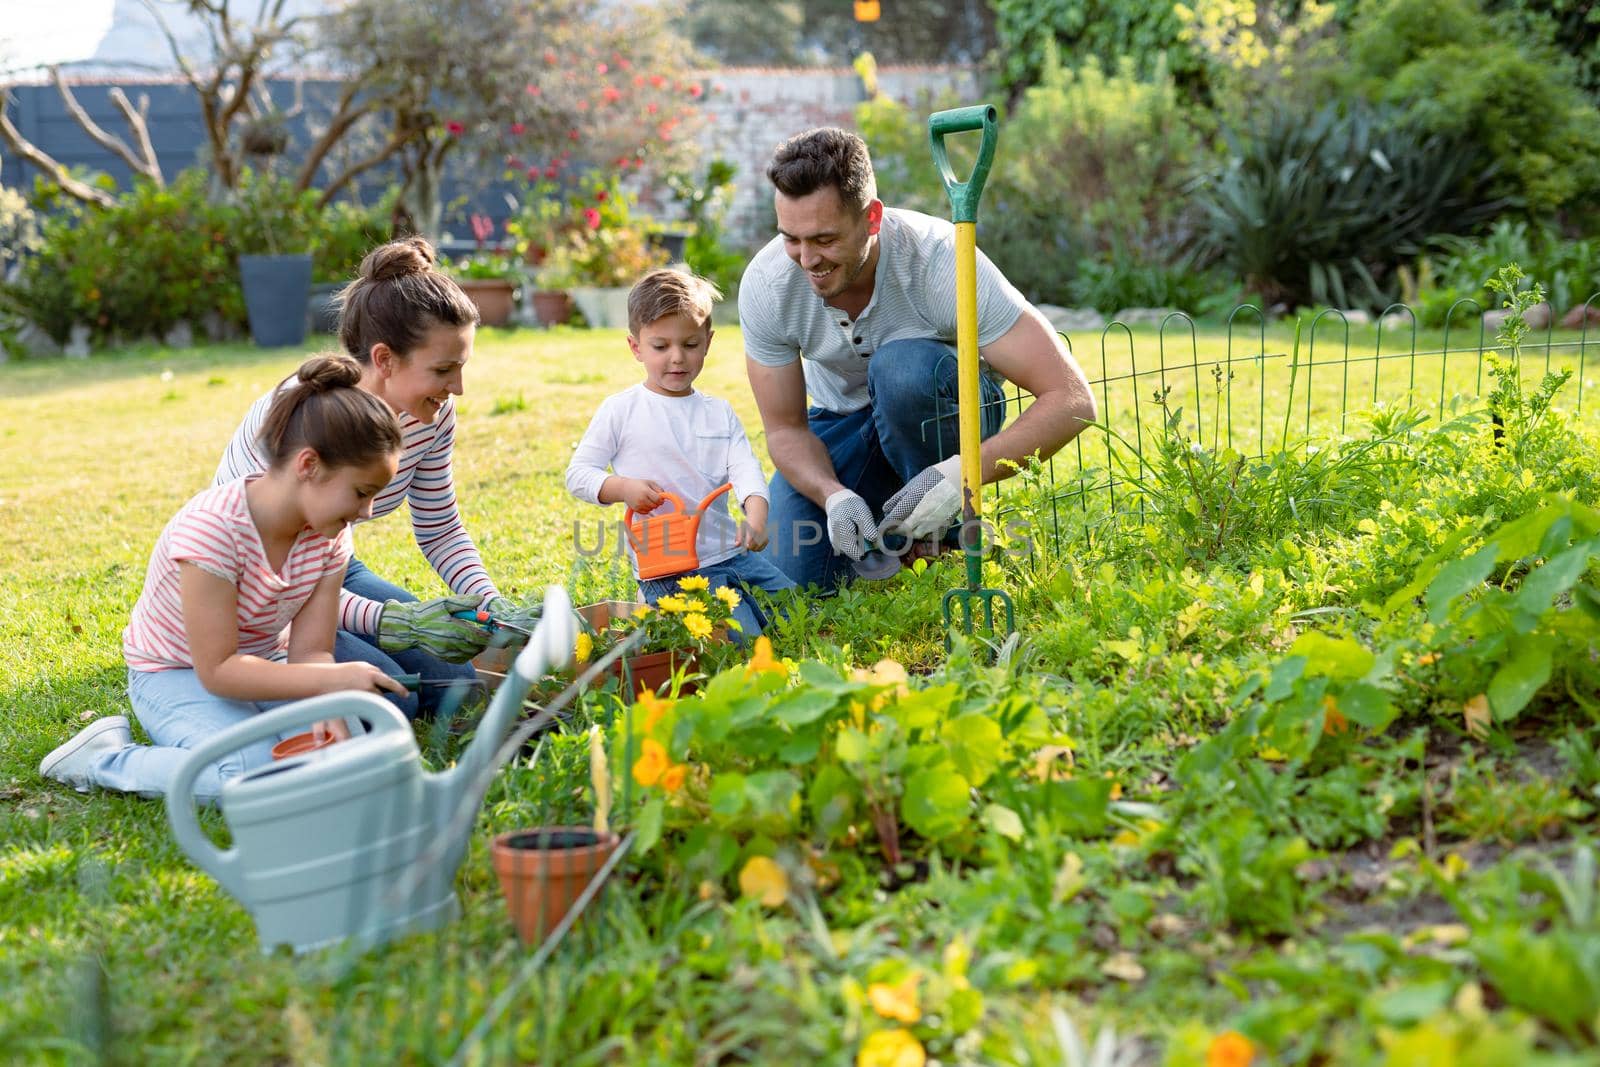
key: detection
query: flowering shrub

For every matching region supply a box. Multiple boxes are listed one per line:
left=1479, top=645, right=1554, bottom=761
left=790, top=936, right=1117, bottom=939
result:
left=508, top=173, right=666, bottom=287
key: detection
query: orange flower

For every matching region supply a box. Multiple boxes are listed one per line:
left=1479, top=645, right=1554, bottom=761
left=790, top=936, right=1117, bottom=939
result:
left=1322, top=695, right=1349, bottom=736
left=660, top=763, right=687, bottom=792
left=635, top=689, right=673, bottom=734
left=1206, top=1030, right=1254, bottom=1067
left=866, top=973, right=921, bottom=1023
left=747, top=636, right=786, bottom=677
left=631, top=738, right=667, bottom=787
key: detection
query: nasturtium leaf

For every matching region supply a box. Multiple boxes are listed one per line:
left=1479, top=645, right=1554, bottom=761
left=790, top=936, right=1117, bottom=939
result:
left=1291, top=631, right=1375, bottom=681
left=942, top=713, right=1004, bottom=786
left=708, top=772, right=747, bottom=817
left=902, top=767, right=972, bottom=840
left=981, top=803, right=1024, bottom=841
left=1514, top=542, right=1595, bottom=618
left=808, top=764, right=858, bottom=841
left=1335, top=682, right=1395, bottom=729
left=836, top=727, right=872, bottom=764
left=1264, top=656, right=1306, bottom=701
left=771, top=688, right=838, bottom=728
left=634, top=795, right=664, bottom=855
left=1488, top=635, right=1553, bottom=720
left=1426, top=543, right=1499, bottom=623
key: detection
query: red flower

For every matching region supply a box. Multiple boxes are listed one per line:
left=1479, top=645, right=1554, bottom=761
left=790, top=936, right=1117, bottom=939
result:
left=446, top=120, right=465, bottom=136
left=602, top=86, right=622, bottom=104
left=544, top=165, right=558, bottom=178
left=650, top=74, right=665, bottom=88
left=688, top=83, right=703, bottom=98
left=595, top=190, right=608, bottom=202
left=526, top=164, right=541, bottom=180
left=510, top=121, right=526, bottom=135
left=619, top=58, right=632, bottom=70
left=543, top=50, right=556, bottom=64
left=596, top=61, right=608, bottom=74
left=526, top=83, right=542, bottom=96
left=583, top=207, right=602, bottom=229
left=646, top=102, right=658, bottom=115
left=633, top=74, right=645, bottom=87
left=633, top=156, right=645, bottom=167
left=568, top=129, right=580, bottom=140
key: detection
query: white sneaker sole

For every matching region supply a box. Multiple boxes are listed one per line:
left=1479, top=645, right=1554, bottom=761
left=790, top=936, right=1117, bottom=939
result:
left=39, top=717, right=131, bottom=788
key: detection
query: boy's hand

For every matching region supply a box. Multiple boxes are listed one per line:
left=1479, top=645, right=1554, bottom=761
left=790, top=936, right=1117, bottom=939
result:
left=737, top=519, right=769, bottom=552
left=622, top=478, right=667, bottom=513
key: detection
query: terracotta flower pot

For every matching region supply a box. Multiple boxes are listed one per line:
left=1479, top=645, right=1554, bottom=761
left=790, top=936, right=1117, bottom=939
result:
left=270, top=730, right=341, bottom=760
left=457, top=278, right=516, bottom=327
left=529, top=289, right=574, bottom=327
left=491, top=827, right=621, bottom=945
left=610, top=647, right=700, bottom=698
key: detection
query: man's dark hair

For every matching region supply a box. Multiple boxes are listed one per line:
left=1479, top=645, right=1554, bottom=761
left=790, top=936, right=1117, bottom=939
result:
left=765, top=127, right=878, bottom=213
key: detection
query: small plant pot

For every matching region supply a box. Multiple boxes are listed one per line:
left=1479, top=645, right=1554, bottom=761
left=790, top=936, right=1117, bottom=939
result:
left=271, top=730, right=341, bottom=760
left=491, top=827, right=620, bottom=945
left=529, top=289, right=574, bottom=327
left=457, top=278, right=517, bottom=327
left=611, top=648, right=700, bottom=698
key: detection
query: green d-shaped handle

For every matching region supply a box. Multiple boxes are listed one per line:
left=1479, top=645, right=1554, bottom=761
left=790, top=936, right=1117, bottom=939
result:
left=928, top=104, right=999, bottom=224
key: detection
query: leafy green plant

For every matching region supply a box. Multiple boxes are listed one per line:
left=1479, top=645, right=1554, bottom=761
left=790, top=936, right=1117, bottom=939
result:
left=1193, top=101, right=1506, bottom=310
left=665, top=158, right=746, bottom=295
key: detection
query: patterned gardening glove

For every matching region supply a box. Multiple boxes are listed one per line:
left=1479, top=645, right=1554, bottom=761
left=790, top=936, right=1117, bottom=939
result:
left=874, top=456, right=964, bottom=543
left=377, top=594, right=492, bottom=662
left=823, top=488, right=875, bottom=561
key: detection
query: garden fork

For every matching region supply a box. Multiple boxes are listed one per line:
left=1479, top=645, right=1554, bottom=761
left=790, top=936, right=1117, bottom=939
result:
left=929, top=105, right=1014, bottom=644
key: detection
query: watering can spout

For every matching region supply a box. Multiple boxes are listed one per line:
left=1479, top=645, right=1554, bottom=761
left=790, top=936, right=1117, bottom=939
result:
left=439, top=585, right=578, bottom=812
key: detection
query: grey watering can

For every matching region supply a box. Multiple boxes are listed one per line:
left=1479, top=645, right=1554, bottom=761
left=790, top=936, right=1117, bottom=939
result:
left=166, top=585, right=578, bottom=954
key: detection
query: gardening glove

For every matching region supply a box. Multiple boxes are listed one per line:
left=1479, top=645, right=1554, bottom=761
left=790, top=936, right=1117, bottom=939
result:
left=823, top=488, right=875, bottom=561
left=377, top=594, right=491, bottom=663
left=875, top=455, right=964, bottom=543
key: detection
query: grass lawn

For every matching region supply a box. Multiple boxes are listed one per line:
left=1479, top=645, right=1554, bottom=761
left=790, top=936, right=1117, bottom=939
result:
left=4, top=318, right=1600, bottom=1065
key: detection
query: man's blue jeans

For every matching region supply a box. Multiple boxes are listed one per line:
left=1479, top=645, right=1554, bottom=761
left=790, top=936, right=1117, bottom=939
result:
left=334, top=558, right=480, bottom=719
left=764, top=338, right=1006, bottom=590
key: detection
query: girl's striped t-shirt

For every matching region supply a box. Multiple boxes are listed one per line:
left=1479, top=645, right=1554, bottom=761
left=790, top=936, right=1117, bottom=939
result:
left=214, top=385, right=498, bottom=634
left=122, top=478, right=354, bottom=672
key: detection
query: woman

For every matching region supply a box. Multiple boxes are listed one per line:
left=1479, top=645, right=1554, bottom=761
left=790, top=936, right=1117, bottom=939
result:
left=215, top=237, right=514, bottom=717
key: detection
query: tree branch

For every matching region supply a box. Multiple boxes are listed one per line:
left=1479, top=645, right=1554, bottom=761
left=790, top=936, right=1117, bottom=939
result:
left=110, top=89, right=163, bottom=184
left=51, top=69, right=164, bottom=186
left=0, top=89, right=116, bottom=207
left=315, top=125, right=411, bottom=207
left=294, top=80, right=373, bottom=191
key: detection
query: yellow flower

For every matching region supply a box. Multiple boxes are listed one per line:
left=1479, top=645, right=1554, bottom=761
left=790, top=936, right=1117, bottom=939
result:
left=866, top=973, right=921, bottom=1023
left=661, top=763, right=687, bottom=792
left=747, top=635, right=787, bottom=677
left=683, top=612, right=713, bottom=640
left=573, top=631, right=593, bottom=664
left=1206, top=1030, right=1254, bottom=1067
left=655, top=594, right=688, bottom=614
left=738, top=855, right=789, bottom=907
left=856, top=1028, right=925, bottom=1067
left=677, top=575, right=710, bottom=592
left=635, top=689, right=672, bottom=733
left=715, top=585, right=742, bottom=610
left=631, top=738, right=668, bottom=787
left=632, top=604, right=652, bottom=619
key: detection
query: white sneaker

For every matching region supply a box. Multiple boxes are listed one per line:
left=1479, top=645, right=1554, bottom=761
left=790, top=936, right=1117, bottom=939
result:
left=39, top=716, right=133, bottom=792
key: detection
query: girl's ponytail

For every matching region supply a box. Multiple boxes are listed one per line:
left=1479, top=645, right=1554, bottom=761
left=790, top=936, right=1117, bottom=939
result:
left=259, top=354, right=403, bottom=470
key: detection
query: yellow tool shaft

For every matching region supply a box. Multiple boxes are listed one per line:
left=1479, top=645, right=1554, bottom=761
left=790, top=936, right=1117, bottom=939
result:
left=955, top=220, right=981, bottom=523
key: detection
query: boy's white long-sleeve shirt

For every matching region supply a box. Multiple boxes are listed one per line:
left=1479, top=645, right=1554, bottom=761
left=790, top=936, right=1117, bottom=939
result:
left=565, top=384, right=770, bottom=571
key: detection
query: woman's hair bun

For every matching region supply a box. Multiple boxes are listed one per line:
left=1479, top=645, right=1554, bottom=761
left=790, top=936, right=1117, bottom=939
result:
left=294, top=353, right=365, bottom=392
left=359, top=236, right=437, bottom=282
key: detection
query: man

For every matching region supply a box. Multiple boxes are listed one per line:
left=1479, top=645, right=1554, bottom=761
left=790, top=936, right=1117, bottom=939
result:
left=739, top=126, right=1097, bottom=588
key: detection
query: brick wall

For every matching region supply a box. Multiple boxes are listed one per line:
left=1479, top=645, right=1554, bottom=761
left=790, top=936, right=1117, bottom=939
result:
left=682, top=65, right=982, bottom=251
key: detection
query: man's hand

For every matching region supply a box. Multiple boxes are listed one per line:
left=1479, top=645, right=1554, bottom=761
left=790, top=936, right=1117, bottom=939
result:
left=823, top=489, right=875, bottom=560
left=875, top=456, right=963, bottom=543
left=377, top=594, right=491, bottom=662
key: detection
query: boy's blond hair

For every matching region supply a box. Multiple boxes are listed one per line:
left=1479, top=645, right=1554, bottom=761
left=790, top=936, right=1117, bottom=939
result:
left=628, top=267, right=721, bottom=335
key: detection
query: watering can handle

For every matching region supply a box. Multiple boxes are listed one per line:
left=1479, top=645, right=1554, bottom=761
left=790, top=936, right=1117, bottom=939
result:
left=164, top=692, right=411, bottom=899
left=624, top=490, right=687, bottom=531
left=928, top=105, right=998, bottom=225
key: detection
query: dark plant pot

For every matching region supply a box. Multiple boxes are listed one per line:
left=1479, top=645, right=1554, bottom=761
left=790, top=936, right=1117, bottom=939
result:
left=610, top=648, right=700, bottom=698
left=529, top=289, right=574, bottom=327
left=238, top=254, right=313, bottom=348
left=305, top=281, right=346, bottom=334
left=458, top=278, right=517, bottom=327
left=491, top=827, right=621, bottom=945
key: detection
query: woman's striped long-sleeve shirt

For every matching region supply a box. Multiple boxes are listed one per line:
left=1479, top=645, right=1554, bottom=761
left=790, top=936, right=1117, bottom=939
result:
left=214, top=385, right=499, bottom=634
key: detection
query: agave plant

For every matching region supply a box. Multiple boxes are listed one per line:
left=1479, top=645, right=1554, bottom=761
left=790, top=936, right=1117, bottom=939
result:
left=1192, top=101, right=1507, bottom=310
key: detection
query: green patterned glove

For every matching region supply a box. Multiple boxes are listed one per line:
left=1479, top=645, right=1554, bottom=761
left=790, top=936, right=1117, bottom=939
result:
left=377, top=594, right=491, bottom=662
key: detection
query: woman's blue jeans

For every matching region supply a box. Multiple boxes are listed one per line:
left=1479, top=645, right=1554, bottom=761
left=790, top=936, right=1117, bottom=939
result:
left=334, top=558, right=480, bottom=719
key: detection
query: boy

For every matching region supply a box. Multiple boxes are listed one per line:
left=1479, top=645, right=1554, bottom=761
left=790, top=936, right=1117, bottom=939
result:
left=565, top=268, right=795, bottom=636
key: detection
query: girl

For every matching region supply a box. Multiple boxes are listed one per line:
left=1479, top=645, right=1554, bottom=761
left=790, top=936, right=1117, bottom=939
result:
left=39, top=355, right=409, bottom=802
left=215, top=237, right=514, bottom=718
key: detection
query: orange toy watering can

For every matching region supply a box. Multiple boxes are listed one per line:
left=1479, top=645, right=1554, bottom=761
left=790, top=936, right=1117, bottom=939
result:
left=626, top=482, right=733, bottom=579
